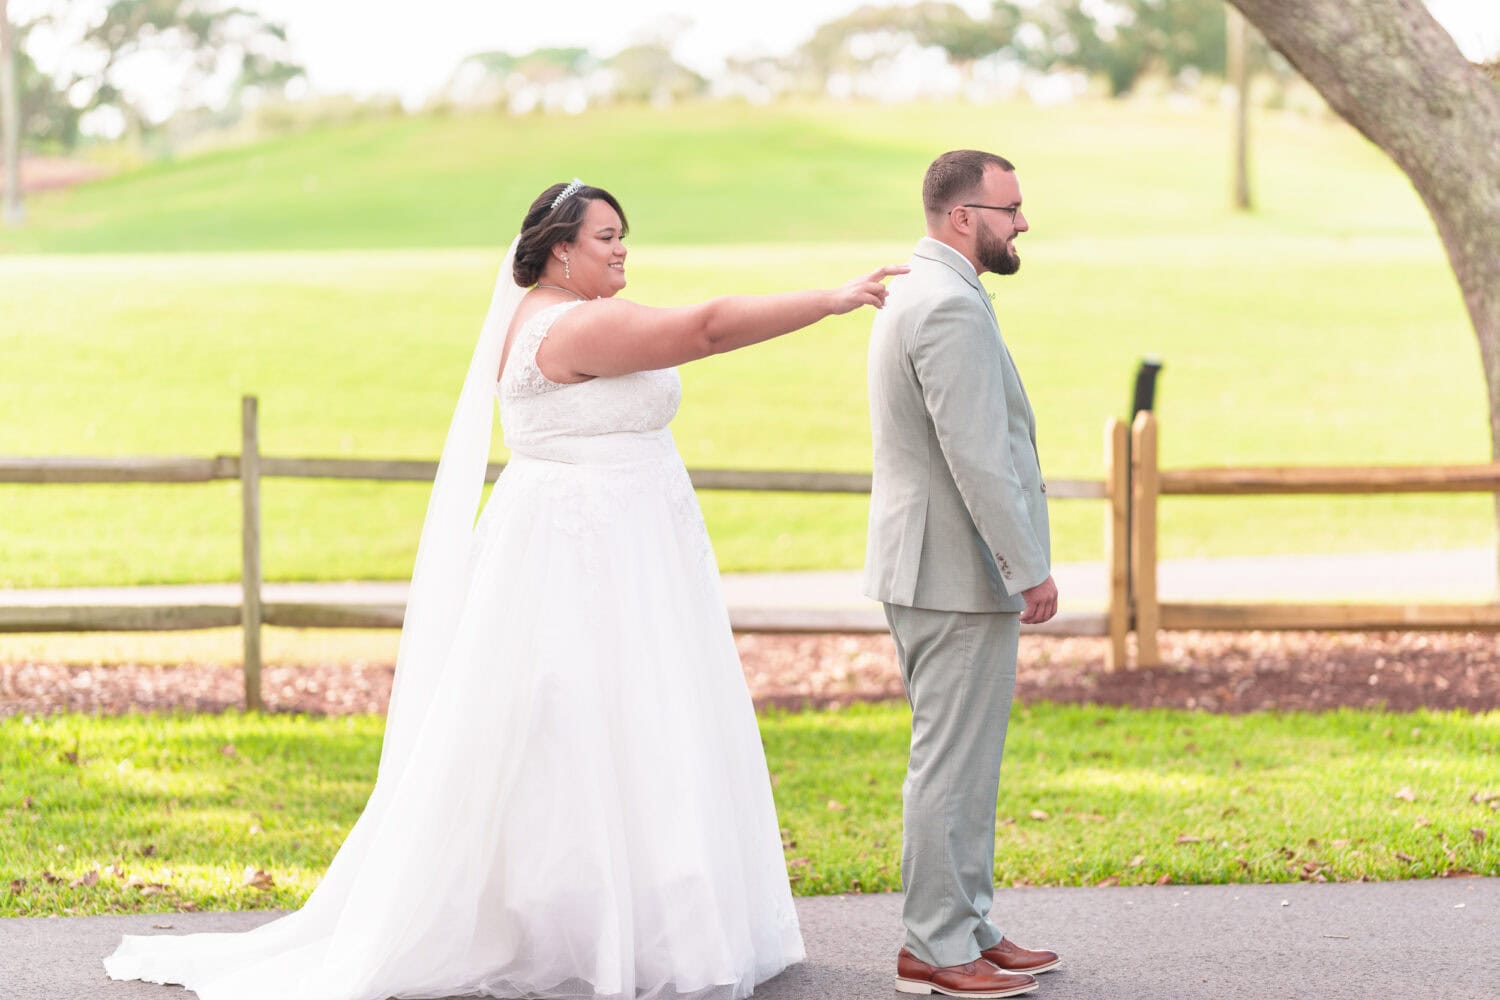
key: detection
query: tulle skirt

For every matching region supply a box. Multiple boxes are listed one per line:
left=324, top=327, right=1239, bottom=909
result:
left=103, top=447, right=804, bottom=999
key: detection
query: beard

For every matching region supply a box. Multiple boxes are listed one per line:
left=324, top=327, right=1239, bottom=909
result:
left=976, top=221, right=1021, bottom=276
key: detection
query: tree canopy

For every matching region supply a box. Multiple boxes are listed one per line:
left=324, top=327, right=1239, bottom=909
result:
left=24, top=0, right=302, bottom=142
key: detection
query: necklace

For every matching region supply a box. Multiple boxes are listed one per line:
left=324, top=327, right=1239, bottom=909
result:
left=535, top=282, right=587, bottom=301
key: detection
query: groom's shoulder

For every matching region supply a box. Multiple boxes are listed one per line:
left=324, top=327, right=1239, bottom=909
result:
left=892, top=264, right=988, bottom=322
left=894, top=255, right=978, bottom=305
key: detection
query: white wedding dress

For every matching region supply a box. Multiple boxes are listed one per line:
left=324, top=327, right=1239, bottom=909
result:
left=103, top=298, right=805, bottom=999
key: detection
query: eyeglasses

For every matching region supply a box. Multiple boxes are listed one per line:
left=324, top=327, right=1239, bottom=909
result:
left=953, top=203, right=1021, bottom=222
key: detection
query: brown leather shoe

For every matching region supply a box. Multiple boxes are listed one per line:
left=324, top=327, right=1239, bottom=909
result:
left=895, top=947, right=1038, bottom=997
left=979, top=937, right=1061, bottom=975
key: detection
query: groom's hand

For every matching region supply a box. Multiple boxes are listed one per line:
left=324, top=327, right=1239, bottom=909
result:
left=1020, top=575, right=1058, bottom=625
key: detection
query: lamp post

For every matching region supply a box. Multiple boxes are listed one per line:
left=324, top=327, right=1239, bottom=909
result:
left=1124, top=357, right=1162, bottom=625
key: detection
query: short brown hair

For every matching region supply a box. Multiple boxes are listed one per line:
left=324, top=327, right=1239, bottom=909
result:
left=922, top=150, right=1015, bottom=220
left=513, top=182, right=629, bottom=286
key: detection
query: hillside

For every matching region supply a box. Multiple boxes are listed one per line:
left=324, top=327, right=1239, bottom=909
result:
left=0, top=99, right=1436, bottom=254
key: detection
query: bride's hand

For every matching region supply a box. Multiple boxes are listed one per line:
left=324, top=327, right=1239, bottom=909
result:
left=828, top=265, right=910, bottom=315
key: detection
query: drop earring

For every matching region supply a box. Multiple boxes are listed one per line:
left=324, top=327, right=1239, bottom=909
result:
left=563, top=255, right=571, bottom=280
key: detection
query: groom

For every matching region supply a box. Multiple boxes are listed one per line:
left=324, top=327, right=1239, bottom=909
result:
left=865, top=149, right=1061, bottom=998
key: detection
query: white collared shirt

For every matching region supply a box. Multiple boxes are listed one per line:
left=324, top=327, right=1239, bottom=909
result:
left=926, top=237, right=979, bottom=281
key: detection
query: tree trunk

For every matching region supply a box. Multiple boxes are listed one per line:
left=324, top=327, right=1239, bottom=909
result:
left=1226, top=4, right=1251, bottom=211
left=1228, top=0, right=1500, bottom=588
left=0, top=0, right=23, bottom=226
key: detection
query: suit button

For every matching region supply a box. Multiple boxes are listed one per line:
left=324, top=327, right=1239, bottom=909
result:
left=1041, top=483, right=1047, bottom=493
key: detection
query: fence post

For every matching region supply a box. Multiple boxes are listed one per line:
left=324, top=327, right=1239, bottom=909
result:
left=240, top=395, right=264, bottom=710
left=1130, top=411, right=1161, bottom=667
left=1104, top=417, right=1130, bottom=670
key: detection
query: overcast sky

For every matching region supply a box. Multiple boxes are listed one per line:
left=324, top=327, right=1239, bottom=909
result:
left=236, top=0, right=1500, bottom=108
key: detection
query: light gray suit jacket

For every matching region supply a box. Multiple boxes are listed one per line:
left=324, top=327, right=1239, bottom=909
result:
left=864, top=237, right=1050, bottom=613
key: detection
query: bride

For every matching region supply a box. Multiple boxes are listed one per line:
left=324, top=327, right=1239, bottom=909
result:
left=103, top=179, right=905, bottom=1000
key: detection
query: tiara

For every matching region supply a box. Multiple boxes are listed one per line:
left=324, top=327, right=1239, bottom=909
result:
left=550, top=178, right=584, bottom=210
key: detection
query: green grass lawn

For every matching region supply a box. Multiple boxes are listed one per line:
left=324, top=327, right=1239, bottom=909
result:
left=1, top=99, right=1490, bottom=587
left=3, top=704, right=1496, bottom=916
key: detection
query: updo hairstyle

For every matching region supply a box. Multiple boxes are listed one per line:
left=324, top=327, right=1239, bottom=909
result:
left=513, top=182, right=630, bottom=287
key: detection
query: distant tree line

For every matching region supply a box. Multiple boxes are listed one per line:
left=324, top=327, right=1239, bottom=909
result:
left=796, top=0, right=1253, bottom=96
left=2, top=0, right=1492, bottom=156
left=455, top=1, right=1268, bottom=111
left=1, top=0, right=1272, bottom=155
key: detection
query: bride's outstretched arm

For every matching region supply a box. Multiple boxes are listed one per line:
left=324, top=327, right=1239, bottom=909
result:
left=539, top=265, right=908, bottom=380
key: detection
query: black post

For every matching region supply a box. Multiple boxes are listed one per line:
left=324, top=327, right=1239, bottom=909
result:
left=1131, top=357, right=1163, bottom=419
left=1124, top=357, right=1162, bottom=624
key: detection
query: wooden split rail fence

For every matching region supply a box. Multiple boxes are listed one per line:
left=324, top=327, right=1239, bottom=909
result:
left=1127, top=411, right=1500, bottom=665
left=2, top=399, right=1497, bottom=707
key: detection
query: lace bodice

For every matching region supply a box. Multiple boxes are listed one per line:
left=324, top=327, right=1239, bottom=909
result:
left=497, top=300, right=682, bottom=463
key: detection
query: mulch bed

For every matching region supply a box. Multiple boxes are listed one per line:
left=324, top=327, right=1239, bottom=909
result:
left=3, top=631, right=1497, bottom=717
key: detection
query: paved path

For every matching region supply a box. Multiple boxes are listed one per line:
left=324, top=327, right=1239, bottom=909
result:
left=4, top=879, right=1496, bottom=999
left=725, top=546, right=1498, bottom=610
left=2, top=546, right=1492, bottom=617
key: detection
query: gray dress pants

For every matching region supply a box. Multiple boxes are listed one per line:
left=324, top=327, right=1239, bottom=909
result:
left=884, top=603, right=1020, bottom=968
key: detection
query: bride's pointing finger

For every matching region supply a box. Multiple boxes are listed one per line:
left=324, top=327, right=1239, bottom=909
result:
left=866, top=264, right=910, bottom=283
